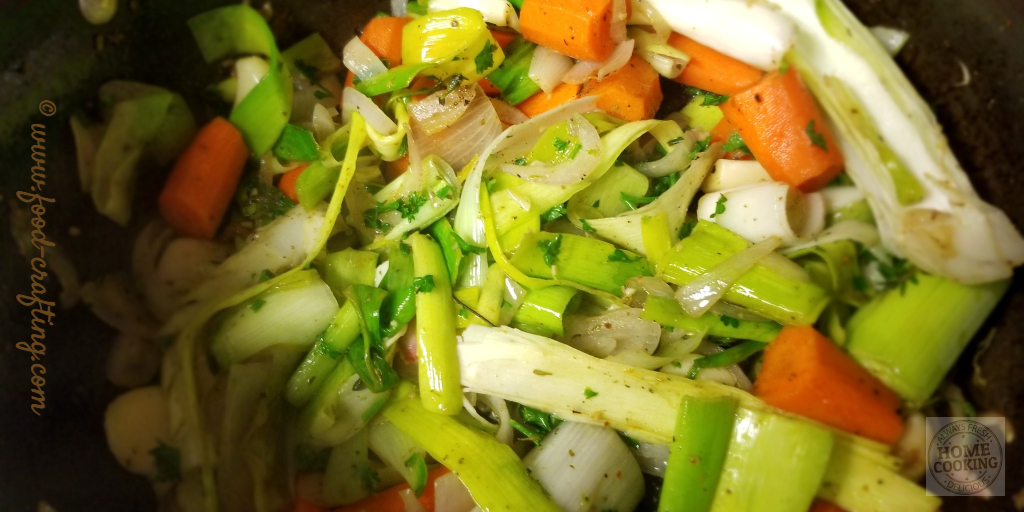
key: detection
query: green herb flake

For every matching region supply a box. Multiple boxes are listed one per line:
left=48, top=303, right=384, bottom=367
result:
left=620, top=192, right=656, bottom=211
left=651, top=172, right=679, bottom=197
left=667, top=136, right=685, bottom=146
left=538, top=234, right=563, bottom=267
left=608, top=249, right=641, bottom=263
left=458, top=308, right=470, bottom=319
left=580, top=219, right=597, bottom=233
left=685, top=86, right=729, bottom=106
left=437, top=185, right=453, bottom=199
left=475, top=40, right=497, bottom=74
left=552, top=137, right=569, bottom=152
left=398, top=192, right=430, bottom=221
left=510, top=419, right=543, bottom=446
left=540, top=203, right=568, bottom=224
left=413, top=275, right=436, bottom=293
left=397, top=136, right=408, bottom=158
left=720, top=315, right=740, bottom=328
left=806, top=120, right=828, bottom=151
left=313, top=89, right=332, bottom=100
left=583, top=387, right=598, bottom=399
left=249, top=298, right=267, bottom=312
left=484, top=178, right=497, bottom=194
left=150, top=442, right=182, bottom=482
left=502, top=299, right=513, bottom=310
left=710, top=195, right=728, bottom=218
left=513, top=157, right=528, bottom=166
left=689, top=135, right=713, bottom=159
left=258, top=269, right=275, bottom=283
left=722, top=132, right=751, bottom=155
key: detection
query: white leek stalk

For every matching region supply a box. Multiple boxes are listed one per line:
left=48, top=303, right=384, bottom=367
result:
left=343, top=36, right=388, bottom=81
left=701, top=159, right=773, bottom=193
left=819, top=185, right=865, bottom=213
left=674, top=236, right=782, bottom=317
left=645, top=0, right=796, bottom=70
left=772, top=0, right=1024, bottom=284
left=523, top=422, right=645, bottom=512
left=234, top=56, right=270, bottom=108
left=697, top=183, right=825, bottom=245
left=427, top=0, right=520, bottom=29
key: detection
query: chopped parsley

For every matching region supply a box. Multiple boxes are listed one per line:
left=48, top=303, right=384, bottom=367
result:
left=502, top=299, right=513, bottom=310
left=620, top=192, right=656, bottom=210
left=538, top=234, right=563, bottom=266
left=150, top=442, right=181, bottom=482
left=667, top=136, right=685, bottom=146
left=363, top=200, right=401, bottom=231
left=580, top=219, right=597, bottom=233
left=249, top=298, right=267, bottom=312
left=540, top=203, right=568, bottom=224
left=689, top=135, right=713, bottom=159
left=686, top=86, right=730, bottom=106
left=608, top=249, right=642, bottom=263
left=710, top=195, right=728, bottom=218
left=806, top=120, right=828, bottom=151
left=458, top=308, right=470, bottom=319
left=475, top=40, right=498, bottom=74
left=236, top=171, right=296, bottom=227
left=484, top=177, right=497, bottom=193
left=513, top=157, right=528, bottom=166
left=413, top=275, right=435, bottom=293
left=258, top=269, right=275, bottom=283
left=397, top=136, right=408, bottom=158
left=398, top=191, right=429, bottom=221
left=452, top=231, right=486, bottom=254
left=678, top=219, right=697, bottom=240
left=510, top=419, right=544, bottom=446
left=552, top=137, right=569, bottom=152
left=720, top=315, right=740, bottom=328
left=651, top=172, right=678, bottom=196
left=437, top=185, right=453, bottom=199
left=722, top=132, right=751, bottom=155
left=518, top=404, right=563, bottom=438
left=583, top=387, right=598, bottom=399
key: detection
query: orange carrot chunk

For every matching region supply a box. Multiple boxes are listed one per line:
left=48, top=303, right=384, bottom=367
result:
left=581, top=55, right=662, bottom=122
left=809, top=500, right=848, bottom=512
left=710, top=117, right=737, bottom=144
left=719, top=70, right=844, bottom=192
left=754, top=326, right=905, bottom=445
left=276, top=163, right=309, bottom=203
left=158, top=117, right=249, bottom=239
left=360, top=16, right=411, bottom=66
left=517, top=82, right=582, bottom=118
left=331, top=466, right=450, bottom=512
left=478, top=78, right=502, bottom=97
left=489, top=28, right=519, bottom=49
left=384, top=155, right=410, bottom=182
left=520, top=0, right=619, bottom=61
left=668, top=33, right=764, bottom=96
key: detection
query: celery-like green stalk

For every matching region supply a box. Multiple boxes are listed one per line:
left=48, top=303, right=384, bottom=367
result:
left=510, top=232, right=653, bottom=295
left=680, top=96, right=724, bottom=133
left=659, top=221, right=829, bottom=325
left=709, top=409, right=833, bottom=512
left=382, top=382, right=561, bottom=511
left=322, top=248, right=379, bottom=300
left=688, top=341, right=766, bottom=380
left=818, top=437, right=941, bottom=512
left=429, top=218, right=467, bottom=285
left=642, top=296, right=781, bottom=342
left=659, top=396, right=737, bottom=512
left=511, top=286, right=580, bottom=337
left=409, top=233, right=462, bottom=414
left=210, top=270, right=339, bottom=367
left=846, top=273, right=1009, bottom=405
left=285, top=301, right=361, bottom=406
left=485, top=37, right=541, bottom=105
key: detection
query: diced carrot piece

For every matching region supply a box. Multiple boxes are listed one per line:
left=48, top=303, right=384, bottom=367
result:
left=754, top=326, right=905, bottom=445
left=276, top=163, right=309, bottom=203
left=581, top=55, right=662, bottom=121
left=291, top=497, right=327, bottom=512
left=710, top=117, right=736, bottom=144
left=719, top=70, right=844, bottom=192
left=345, top=71, right=356, bottom=88
left=478, top=78, right=502, bottom=97
left=516, top=83, right=582, bottom=118
left=489, top=28, right=518, bottom=49
left=809, top=500, right=848, bottom=512
left=331, top=466, right=450, bottom=512
left=668, top=33, right=764, bottom=96
left=409, top=76, right=438, bottom=101
left=158, top=117, right=249, bottom=239
left=520, top=0, right=620, bottom=61
left=360, top=16, right=411, bottom=66
left=384, top=156, right=410, bottom=182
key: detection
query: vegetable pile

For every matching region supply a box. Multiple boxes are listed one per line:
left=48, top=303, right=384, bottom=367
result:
left=72, top=0, right=1023, bottom=511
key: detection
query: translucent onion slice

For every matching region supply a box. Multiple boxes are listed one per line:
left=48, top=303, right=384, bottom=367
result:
left=610, top=0, right=629, bottom=42
left=409, top=86, right=477, bottom=136
left=627, top=0, right=670, bottom=41
left=498, top=114, right=601, bottom=185
left=696, top=182, right=826, bottom=245
left=563, top=39, right=635, bottom=84
left=489, top=98, right=530, bottom=125
left=413, top=86, right=502, bottom=171
left=342, top=87, right=398, bottom=135
left=629, top=27, right=689, bottom=79
left=675, top=236, right=782, bottom=317
left=428, top=0, right=520, bottom=29
left=343, top=36, right=388, bottom=81
left=634, top=131, right=697, bottom=178
left=783, top=220, right=881, bottom=255
left=529, top=46, right=575, bottom=94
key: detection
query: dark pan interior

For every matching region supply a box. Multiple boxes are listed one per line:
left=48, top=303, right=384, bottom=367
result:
left=0, top=0, right=1021, bottom=510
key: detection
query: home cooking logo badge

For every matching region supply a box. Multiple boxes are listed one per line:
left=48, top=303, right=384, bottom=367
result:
left=925, top=416, right=1005, bottom=497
